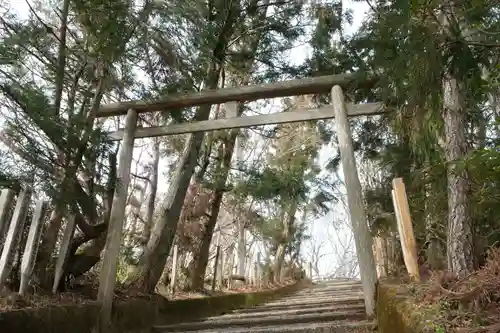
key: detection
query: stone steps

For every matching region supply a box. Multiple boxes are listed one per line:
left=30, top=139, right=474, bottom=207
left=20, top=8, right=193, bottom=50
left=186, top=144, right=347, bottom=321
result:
left=257, top=295, right=364, bottom=308
left=233, top=298, right=364, bottom=313
left=155, top=320, right=373, bottom=333
left=153, top=279, right=372, bottom=333
left=231, top=303, right=364, bottom=318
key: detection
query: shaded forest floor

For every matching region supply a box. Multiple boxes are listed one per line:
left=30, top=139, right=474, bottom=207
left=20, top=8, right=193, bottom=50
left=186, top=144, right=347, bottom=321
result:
left=0, top=277, right=296, bottom=311
left=398, top=249, right=500, bottom=333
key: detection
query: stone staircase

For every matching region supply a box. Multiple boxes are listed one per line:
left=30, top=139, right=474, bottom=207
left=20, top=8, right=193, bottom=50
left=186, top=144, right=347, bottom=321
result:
left=154, top=279, right=373, bottom=333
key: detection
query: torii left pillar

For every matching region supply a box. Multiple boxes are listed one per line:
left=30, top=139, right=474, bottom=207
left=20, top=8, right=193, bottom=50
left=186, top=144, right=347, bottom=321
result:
left=97, top=109, right=138, bottom=333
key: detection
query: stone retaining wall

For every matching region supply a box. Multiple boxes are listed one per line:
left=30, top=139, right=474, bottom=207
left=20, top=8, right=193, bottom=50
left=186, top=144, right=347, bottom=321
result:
left=376, top=282, right=425, bottom=333
left=0, top=280, right=309, bottom=333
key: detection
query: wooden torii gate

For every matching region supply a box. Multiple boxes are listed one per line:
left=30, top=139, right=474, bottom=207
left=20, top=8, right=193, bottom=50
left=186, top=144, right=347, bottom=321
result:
left=95, top=72, right=384, bottom=331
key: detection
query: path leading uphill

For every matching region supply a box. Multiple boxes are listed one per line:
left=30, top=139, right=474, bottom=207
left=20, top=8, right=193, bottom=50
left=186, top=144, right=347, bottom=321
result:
left=154, top=279, right=374, bottom=332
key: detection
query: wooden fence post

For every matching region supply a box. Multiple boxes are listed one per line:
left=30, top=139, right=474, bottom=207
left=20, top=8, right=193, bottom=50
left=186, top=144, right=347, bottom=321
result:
left=237, top=221, right=245, bottom=276
left=53, top=214, right=77, bottom=293
left=256, top=252, right=261, bottom=288
left=245, top=251, right=252, bottom=284
left=212, top=245, right=221, bottom=291
left=97, top=108, right=138, bottom=333
left=170, top=244, right=178, bottom=293
left=0, top=187, right=31, bottom=285
left=386, top=232, right=398, bottom=275
left=217, top=250, right=224, bottom=290
left=373, top=236, right=388, bottom=278
left=331, top=85, right=377, bottom=317
left=392, top=178, right=420, bottom=281
left=19, top=200, right=47, bottom=296
left=0, top=189, right=15, bottom=246
left=227, top=250, right=234, bottom=289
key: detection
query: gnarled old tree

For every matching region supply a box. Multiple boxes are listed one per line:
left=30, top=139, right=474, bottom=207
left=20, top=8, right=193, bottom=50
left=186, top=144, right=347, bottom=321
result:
left=0, top=0, right=153, bottom=289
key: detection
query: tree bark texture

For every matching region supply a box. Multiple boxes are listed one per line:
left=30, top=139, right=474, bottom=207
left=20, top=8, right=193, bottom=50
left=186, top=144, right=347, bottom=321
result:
left=274, top=200, right=297, bottom=283
left=189, top=123, right=238, bottom=289
left=442, top=74, right=474, bottom=275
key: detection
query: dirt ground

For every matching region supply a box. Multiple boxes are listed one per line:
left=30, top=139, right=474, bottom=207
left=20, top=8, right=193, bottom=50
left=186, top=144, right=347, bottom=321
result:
left=0, top=278, right=296, bottom=311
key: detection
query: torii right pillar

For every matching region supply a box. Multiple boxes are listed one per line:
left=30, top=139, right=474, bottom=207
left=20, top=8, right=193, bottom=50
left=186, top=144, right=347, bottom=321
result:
left=331, top=85, right=377, bottom=317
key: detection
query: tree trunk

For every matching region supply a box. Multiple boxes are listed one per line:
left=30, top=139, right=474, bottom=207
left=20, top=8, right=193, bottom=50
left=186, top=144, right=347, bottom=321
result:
left=127, top=176, right=149, bottom=248
left=144, top=139, right=160, bottom=243
left=189, top=1, right=270, bottom=287
left=274, top=244, right=286, bottom=283
left=189, top=193, right=223, bottom=290
left=274, top=200, right=297, bottom=283
left=225, top=242, right=235, bottom=278
left=189, top=111, right=240, bottom=289
left=35, top=208, right=64, bottom=287
left=53, top=0, right=70, bottom=116
left=442, top=73, right=474, bottom=275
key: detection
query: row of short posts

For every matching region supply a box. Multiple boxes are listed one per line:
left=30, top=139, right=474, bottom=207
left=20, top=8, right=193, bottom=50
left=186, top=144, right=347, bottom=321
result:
left=166, top=243, right=265, bottom=295
left=0, top=187, right=75, bottom=297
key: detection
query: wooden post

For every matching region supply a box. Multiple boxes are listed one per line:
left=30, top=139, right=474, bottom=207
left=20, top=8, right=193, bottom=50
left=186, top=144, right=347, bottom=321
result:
left=19, top=200, right=47, bottom=296
left=386, top=232, right=398, bottom=275
left=392, top=178, right=420, bottom=281
left=97, top=109, right=138, bottom=333
left=0, top=189, right=15, bottom=244
left=237, top=221, right=245, bottom=276
left=212, top=245, right=221, bottom=291
left=217, top=251, right=224, bottom=290
left=170, top=244, right=178, bottom=293
left=373, top=236, right=388, bottom=278
left=227, top=250, right=234, bottom=289
left=256, top=252, right=261, bottom=288
left=52, top=214, right=76, bottom=293
left=245, top=251, right=253, bottom=285
left=253, top=261, right=258, bottom=287
left=0, top=187, right=31, bottom=285
left=331, top=85, right=377, bottom=317
left=225, top=101, right=238, bottom=118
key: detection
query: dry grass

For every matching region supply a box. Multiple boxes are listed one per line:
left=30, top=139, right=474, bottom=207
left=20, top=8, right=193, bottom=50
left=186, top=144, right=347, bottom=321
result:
left=403, top=248, right=500, bottom=333
left=166, top=278, right=295, bottom=300
left=0, top=289, right=95, bottom=311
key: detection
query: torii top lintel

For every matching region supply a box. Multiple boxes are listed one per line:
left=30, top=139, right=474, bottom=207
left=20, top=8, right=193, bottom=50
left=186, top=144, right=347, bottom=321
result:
left=96, top=72, right=375, bottom=118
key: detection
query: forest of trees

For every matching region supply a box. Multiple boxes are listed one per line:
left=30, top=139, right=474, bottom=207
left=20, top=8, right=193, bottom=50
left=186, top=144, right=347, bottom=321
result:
left=0, top=0, right=499, bottom=322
